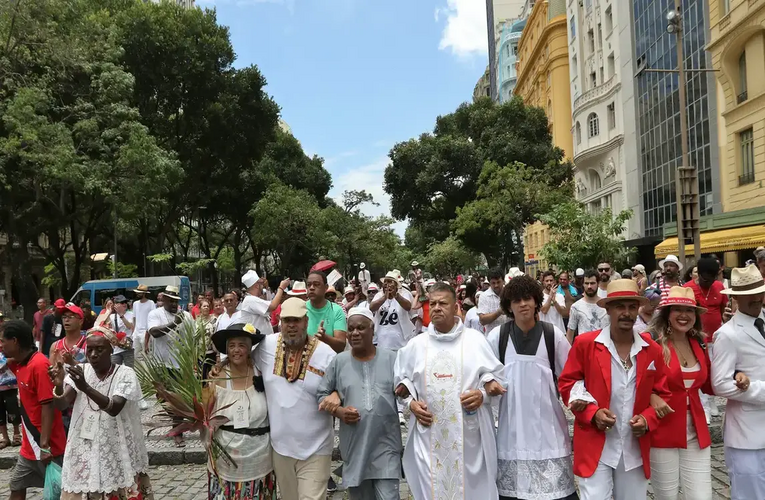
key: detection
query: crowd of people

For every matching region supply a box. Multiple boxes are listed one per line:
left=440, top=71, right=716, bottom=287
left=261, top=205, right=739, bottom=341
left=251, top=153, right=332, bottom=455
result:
left=0, top=250, right=763, bottom=500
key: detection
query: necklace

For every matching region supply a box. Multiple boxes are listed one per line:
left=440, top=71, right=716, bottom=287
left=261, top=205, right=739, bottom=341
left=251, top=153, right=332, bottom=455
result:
left=273, top=335, right=318, bottom=383
left=86, top=364, right=118, bottom=412
left=620, top=355, right=632, bottom=370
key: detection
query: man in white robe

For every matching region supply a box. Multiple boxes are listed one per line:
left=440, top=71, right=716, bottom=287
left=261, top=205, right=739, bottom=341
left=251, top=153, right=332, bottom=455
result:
left=394, top=282, right=505, bottom=500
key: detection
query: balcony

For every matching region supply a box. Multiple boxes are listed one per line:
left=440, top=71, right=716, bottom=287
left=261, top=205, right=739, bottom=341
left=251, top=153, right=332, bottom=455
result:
left=737, top=90, right=748, bottom=104
left=739, top=171, right=755, bottom=185
left=573, top=76, right=616, bottom=115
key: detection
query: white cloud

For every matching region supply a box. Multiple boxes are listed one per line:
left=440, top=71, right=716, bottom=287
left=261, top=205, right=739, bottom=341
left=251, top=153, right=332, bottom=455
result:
left=329, top=157, right=407, bottom=237
left=436, top=0, right=488, bottom=57
left=324, top=150, right=358, bottom=167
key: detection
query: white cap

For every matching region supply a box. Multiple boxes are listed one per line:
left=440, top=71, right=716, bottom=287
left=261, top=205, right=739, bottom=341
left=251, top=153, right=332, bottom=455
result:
left=360, top=262, right=366, bottom=270
left=575, top=268, right=585, bottom=277
left=347, top=307, right=375, bottom=328
left=242, top=270, right=260, bottom=289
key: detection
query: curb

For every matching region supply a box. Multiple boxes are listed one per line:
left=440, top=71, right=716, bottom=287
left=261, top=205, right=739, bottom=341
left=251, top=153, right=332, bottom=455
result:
left=0, top=421, right=724, bottom=469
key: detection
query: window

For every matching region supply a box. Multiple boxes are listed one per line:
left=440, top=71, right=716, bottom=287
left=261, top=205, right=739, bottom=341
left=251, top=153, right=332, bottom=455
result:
left=721, top=0, right=730, bottom=16
left=572, top=55, right=578, bottom=75
left=605, top=6, right=613, bottom=33
left=590, top=72, right=597, bottom=89
left=738, top=51, right=748, bottom=103
left=576, top=122, right=582, bottom=145
left=588, top=113, right=600, bottom=137
left=570, top=17, right=576, bottom=39
left=740, top=128, right=755, bottom=185
left=607, top=53, right=615, bottom=79
left=607, top=102, right=616, bottom=129
left=588, top=29, right=595, bottom=52
left=590, top=170, right=602, bottom=190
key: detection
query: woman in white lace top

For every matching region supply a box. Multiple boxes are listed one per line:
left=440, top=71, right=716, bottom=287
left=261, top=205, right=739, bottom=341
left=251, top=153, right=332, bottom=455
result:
left=49, top=326, right=149, bottom=500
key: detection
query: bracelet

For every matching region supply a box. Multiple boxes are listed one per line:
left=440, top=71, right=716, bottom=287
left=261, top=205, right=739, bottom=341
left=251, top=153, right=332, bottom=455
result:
left=39, top=447, right=51, bottom=454
left=105, top=398, right=114, bottom=413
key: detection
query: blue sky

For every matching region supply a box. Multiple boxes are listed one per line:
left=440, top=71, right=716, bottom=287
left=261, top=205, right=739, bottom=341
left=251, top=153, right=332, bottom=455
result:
left=197, top=0, right=496, bottom=236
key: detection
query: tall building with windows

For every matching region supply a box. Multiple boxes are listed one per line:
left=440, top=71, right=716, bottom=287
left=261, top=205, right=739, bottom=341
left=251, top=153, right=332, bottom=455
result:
left=497, top=18, right=527, bottom=102
left=632, top=0, right=720, bottom=260
left=486, top=0, right=526, bottom=102
left=567, top=0, right=642, bottom=244
left=660, top=0, right=765, bottom=267
left=515, top=0, right=571, bottom=271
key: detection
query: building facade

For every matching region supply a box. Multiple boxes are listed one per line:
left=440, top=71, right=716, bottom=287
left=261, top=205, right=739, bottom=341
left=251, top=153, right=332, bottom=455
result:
left=567, top=0, right=642, bottom=243
left=497, top=18, right=527, bottom=102
left=473, top=66, right=492, bottom=102
left=633, top=0, right=720, bottom=252
left=673, top=0, right=765, bottom=267
left=487, top=0, right=526, bottom=102
left=523, top=221, right=550, bottom=277
left=515, top=0, right=572, bottom=157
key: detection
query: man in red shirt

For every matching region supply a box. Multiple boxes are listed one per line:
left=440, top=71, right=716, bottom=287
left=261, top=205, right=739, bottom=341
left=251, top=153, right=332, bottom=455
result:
left=1, top=320, right=66, bottom=498
left=32, top=298, right=50, bottom=345
left=684, top=258, right=726, bottom=341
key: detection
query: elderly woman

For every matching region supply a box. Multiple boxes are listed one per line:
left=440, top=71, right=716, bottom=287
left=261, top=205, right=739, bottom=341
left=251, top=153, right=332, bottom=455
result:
left=635, top=287, right=662, bottom=336
left=646, top=287, right=750, bottom=500
left=49, top=326, right=149, bottom=500
left=208, top=323, right=275, bottom=500
left=317, top=308, right=402, bottom=500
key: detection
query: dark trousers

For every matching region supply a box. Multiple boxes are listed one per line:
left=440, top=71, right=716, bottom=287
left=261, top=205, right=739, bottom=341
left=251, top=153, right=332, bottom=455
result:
left=0, top=389, right=19, bottom=426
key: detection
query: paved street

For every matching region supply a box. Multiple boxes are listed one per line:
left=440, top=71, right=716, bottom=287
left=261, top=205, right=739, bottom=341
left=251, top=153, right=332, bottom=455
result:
left=0, top=444, right=731, bottom=499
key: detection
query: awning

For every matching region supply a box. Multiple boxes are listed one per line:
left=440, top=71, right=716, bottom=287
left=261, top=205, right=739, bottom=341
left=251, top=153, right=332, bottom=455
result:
left=654, top=225, right=765, bottom=258
left=91, top=253, right=110, bottom=262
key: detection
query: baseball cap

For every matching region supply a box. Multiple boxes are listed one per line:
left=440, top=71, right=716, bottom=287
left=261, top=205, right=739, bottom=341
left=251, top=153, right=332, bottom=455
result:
left=62, top=302, right=84, bottom=320
left=113, top=295, right=128, bottom=304
left=280, top=298, right=308, bottom=319
left=575, top=268, right=585, bottom=277
left=54, top=298, right=66, bottom=310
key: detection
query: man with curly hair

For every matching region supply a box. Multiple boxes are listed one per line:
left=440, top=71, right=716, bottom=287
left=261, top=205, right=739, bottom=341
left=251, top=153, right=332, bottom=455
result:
left=487, top=274, right=576, bottom=500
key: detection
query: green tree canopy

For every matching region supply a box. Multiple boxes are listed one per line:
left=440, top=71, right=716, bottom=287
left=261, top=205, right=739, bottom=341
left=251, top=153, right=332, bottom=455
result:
left=423, top=237, right=480, bottom=278
left=539, top=202, right=636, bottom=271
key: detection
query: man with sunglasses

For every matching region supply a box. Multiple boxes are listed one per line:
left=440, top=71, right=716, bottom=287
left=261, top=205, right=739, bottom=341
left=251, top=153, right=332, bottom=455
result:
left=596, top=263, right=614, bottom=299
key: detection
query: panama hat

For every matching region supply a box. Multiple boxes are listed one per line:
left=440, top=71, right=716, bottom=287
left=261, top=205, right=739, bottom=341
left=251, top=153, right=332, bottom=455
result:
left=287, top=281, right=307, bottom=296
left=659, top=254, right=684, bottom=271
left=359, top=262, right=366, bottom=270
left=211, top=323, right=264, bottom=354
left=721, top=264, right=765, bottom=295
left=597, top=279, right=649, bottom=308
left=133, top=284, right=150, bottom=295
left=659, top=286, right=707, bottom=313
left=163, top=285, right=181, bottom=300
left=382, top=271, right=400, bottom=289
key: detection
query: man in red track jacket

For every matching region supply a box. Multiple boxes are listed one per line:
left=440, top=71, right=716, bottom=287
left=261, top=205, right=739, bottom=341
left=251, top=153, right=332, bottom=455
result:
left=559, top=279, right=671, bottom=500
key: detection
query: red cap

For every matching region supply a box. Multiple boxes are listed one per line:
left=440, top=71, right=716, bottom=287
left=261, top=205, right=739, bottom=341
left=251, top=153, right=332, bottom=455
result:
left=62, top=303, right=84, bottom=320
left=54, top=299, right=66, bottom=310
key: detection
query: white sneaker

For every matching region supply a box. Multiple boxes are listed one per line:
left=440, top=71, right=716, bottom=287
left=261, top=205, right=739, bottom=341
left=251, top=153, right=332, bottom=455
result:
left=398, top=412, right=406, bottom=426
left=139, top=399, right=149, bottom=411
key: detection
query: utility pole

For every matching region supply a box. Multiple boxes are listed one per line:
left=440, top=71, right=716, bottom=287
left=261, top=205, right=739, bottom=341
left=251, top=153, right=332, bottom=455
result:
left=113, top=207, right=118, bottom=279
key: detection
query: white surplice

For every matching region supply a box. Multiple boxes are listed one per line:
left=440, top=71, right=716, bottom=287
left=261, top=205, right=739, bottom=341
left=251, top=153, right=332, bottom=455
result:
left=487, top=323, right=576, bottom=499
left=394, top=318, right=504, bottom=500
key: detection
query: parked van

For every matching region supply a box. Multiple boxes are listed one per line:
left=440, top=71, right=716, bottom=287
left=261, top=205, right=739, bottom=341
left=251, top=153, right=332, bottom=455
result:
left=70, top=276, right=192, bottom=313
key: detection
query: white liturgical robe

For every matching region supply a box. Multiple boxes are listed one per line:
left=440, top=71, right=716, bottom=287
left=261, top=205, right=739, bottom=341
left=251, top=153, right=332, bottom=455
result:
left=394, top=318, right=504, bottom=500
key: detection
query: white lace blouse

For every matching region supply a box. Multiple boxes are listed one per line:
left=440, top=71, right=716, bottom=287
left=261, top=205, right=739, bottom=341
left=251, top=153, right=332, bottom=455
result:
left=61, top=364, right=149, bottom=494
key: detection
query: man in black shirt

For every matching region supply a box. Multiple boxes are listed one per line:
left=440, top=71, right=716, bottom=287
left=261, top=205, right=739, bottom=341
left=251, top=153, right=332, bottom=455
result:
left=40, top=299, right=66, bottom=356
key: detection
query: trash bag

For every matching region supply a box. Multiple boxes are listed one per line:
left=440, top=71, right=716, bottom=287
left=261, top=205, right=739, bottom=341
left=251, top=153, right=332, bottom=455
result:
left=43, top=461, right=62, bottom=500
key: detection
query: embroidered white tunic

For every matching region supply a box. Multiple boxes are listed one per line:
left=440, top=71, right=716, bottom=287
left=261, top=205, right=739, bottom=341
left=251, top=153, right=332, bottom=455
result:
left=487, top=323, right=576, bottom=500
left=394, top=319, right=504, bottom=500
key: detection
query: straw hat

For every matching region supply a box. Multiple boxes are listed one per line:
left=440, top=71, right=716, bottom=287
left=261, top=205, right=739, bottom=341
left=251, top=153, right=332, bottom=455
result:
left=287, top=281, right=307, bottom=296
left=721, top=264, right=765, bottom=295
left=596, top=279, right=649, bottom=308
left=133, top=284, right=150, bottom=295
left=659, top=286, right=707, bottom=313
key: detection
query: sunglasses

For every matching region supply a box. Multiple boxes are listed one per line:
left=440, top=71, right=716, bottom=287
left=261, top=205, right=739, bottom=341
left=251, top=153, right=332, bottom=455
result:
left=598, top=268, right=610, bottom=272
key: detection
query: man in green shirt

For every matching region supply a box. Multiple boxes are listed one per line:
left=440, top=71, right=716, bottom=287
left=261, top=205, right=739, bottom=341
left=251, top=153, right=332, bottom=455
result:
left=306, top=271, right=347, bottom=353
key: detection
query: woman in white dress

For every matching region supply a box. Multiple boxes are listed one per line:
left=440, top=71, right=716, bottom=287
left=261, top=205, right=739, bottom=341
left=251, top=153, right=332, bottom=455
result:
left=207, top=323, right=275, bottom=500
left=49, top=325, right=149, bottom=500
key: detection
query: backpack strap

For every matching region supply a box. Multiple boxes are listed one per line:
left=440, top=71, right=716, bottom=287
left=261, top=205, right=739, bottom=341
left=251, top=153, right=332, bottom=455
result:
left=498, top=321, right=514, bottom=365
left=540, top=321, right=558, bottom=392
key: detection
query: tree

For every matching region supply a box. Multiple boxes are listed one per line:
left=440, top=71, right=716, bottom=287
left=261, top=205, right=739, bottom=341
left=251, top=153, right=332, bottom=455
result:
left=453, top=162, right=573, bottom=268
left=538, top=202, right=637, bottom=271
left=423, top=237, right=480, bottom=278
left=384, top=96, right=572, bottom=264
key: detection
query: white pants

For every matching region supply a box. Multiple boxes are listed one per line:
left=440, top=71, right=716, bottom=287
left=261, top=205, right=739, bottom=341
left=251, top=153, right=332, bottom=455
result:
left=725, top=446, right=765, bottom=500
left=577, top=456, right=648, bottom=500
left=650, top=439, right=712, bottom=500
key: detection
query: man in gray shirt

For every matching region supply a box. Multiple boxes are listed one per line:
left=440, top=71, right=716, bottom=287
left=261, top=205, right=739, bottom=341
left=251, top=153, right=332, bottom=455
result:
left=318, top=307, right=402, bottom=500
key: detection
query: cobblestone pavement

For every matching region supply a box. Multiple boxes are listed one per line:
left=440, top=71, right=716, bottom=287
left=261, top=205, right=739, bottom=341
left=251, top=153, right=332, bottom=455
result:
left=0, top=444, right=730, bottom=499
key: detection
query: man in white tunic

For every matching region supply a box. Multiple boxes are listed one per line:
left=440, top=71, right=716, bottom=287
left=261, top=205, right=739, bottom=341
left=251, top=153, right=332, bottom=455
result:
left=394, top=282, right=505, bottom=500
left=487, top=274, right=576, bottom=500
left=239, top=270, right=288, bottom=336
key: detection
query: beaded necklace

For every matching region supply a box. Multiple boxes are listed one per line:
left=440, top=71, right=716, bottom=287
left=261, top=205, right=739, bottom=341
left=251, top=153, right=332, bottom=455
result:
left=273, top=334, right=318, bottom=383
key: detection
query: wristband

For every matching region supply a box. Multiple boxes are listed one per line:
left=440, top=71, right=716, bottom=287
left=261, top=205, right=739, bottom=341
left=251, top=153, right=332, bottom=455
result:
left=39, top=448, right=51, bottom=454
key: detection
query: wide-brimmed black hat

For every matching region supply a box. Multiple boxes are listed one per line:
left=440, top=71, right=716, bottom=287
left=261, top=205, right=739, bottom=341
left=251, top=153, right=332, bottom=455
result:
left=211, top=323, right=264, bottom=354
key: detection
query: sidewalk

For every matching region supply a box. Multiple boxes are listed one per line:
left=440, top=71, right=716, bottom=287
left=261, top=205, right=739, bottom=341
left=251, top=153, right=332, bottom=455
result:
left=0, top=397, right=728, bottom=469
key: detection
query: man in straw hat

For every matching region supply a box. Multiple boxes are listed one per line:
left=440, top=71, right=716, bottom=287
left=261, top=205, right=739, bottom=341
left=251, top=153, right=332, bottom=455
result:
left=132, top=285, right=155, bottom=355
left=559, top=279, right=671, bottom=500
left=711, top=264, right=765, bottom=499
left=317, top=307, right=402, bottom=499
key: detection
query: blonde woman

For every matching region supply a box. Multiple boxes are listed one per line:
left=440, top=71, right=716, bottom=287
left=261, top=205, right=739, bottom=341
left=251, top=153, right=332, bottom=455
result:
left=646, top=287, right=749, bottom=500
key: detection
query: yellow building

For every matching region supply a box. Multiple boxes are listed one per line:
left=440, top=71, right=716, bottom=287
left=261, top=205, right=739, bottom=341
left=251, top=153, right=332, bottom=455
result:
left=514, top=0, right=572, bottom=157
left=522, top=221, right=550, bottom=278
left=693, top=0, right=765, bottom=267
left=515, top=0, right=570, bottom=273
